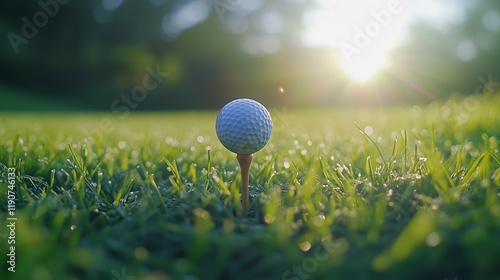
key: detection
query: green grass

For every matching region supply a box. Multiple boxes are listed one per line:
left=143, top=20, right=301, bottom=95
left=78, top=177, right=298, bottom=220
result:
left=1, top=94, right=500, bottom=280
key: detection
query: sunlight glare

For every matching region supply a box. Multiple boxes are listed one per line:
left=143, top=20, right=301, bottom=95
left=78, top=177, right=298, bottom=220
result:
left=302, top=0, right=414, bottom=82
left=341, top=52, right=387, bottom=82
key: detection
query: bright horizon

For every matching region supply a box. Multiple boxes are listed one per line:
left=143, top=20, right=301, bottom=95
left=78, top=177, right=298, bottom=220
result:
left=301, top=0, right=472, bottom=81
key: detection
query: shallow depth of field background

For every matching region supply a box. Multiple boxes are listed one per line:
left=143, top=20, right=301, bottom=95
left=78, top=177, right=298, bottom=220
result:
left=1, top=0, right=500, bottom=110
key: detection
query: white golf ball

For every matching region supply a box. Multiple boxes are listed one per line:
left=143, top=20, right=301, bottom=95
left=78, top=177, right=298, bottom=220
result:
left=215, top=98, right=273, bottom=155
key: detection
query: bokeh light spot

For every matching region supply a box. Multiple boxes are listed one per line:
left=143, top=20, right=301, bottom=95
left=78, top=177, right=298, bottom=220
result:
left=226, top=15, right=250, bottom=34
left=426, top=232, right=441, bottom=247
left=256, top=12, right=283, bottom=33
left=455, top=40, right=478, bottom=61
left=93, top=5, right=113, bottom=24
left=102, top=0, right=123, bottom=12
left=483, top=10, right=500, bottom=31
left=162, top=0, right=210, bottom=37
left=364, top=126, right=374, bottom=136
left=299, top=241, right=312, bottom=252
left=241, top=35, right=281, bottom=55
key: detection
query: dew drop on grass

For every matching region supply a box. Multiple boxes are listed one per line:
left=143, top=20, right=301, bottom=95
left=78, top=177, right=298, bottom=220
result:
left=299, top=241, right=312, bottom=252
left=464, top=142, right=473, bottom=151
left=364, top=126, right=373, bottom=136
left=118, top=141, right=127, bottom=149
left=165, top=136, right=179, bottom=146
left=426, top=232, right=441, bottom=247
left=284, top=161, right=290, bottom=169
left=391, top=131, right=398, bottom=139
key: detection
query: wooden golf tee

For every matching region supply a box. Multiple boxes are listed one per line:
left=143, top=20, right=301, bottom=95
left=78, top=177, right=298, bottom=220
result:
left=237, top=153, right=253, bottom=214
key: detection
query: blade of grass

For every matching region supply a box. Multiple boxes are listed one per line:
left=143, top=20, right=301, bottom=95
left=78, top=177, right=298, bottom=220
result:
left=147, top=174, right=167, bottom=214
left=355, top=122, right=387, bottom=166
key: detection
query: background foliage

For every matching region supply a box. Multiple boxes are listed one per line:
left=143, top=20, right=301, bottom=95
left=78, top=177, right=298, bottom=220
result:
left=1, top=0, right=500, bottom=110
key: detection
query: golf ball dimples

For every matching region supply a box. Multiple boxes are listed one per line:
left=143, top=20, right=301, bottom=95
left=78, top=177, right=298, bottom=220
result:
left=216, top=98, right=273, bottom=155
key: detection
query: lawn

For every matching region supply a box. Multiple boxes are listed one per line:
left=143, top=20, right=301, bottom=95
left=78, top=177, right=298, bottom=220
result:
left=1, top=94, right=500, bottom=280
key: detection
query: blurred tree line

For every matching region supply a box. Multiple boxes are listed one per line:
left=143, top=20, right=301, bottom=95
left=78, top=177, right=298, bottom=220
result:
left=0, top=0, right=499, bottom=111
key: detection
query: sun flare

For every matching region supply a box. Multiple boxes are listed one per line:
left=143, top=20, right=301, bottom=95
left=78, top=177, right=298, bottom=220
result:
left=340, top=48, right=387, bottom=82
left=302, top=0, right=411, bottom=82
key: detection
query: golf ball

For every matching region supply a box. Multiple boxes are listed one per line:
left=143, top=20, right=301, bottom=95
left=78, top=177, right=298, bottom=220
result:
left=216, top=98, right=273, bottom=155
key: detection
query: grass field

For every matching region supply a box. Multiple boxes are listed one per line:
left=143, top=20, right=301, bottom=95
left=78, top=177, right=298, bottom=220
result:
left=1, top=94, right=500, bottom=280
